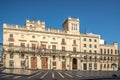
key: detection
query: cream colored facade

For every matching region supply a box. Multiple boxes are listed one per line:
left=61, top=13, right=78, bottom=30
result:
left=3, top=17, right=119, bottom=71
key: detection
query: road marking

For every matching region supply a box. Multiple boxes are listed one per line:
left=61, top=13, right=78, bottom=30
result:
left=0, top=75, right=12, bottom=78
left=14, top=76, right=21, bottom=79
left=64, top=72, right=73, bottom=78
left=58, top=72, right=64, bottom=78
left=52, top=72, right=54, bottom=79
left=76, top=75, right=82, bottom=77
left=40, top=72, right=48, bottom=79
left=28, top=72, right=42, bottom=78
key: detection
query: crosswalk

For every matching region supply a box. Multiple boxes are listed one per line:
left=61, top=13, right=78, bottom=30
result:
left=0, top=71, right=90, bottom=80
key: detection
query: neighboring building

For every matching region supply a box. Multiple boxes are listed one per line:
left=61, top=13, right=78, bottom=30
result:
left=3, top=17, right=119, bottom=71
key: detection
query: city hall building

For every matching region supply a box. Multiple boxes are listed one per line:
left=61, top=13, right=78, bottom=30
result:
left=3, top=17, right=119, bottom=71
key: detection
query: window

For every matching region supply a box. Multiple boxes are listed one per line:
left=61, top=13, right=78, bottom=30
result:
left=9, top=34, right=14, bottom=41
left=89, top=50, right=92, bottom=53
left=108, top=49, right=110, bottom=54
left=73, top=40, right=76, bottom=45
left=62, top=47, right=65, bottom=51
left=111, top=49, right=113, bottom=54
left=94, top=45, right=97, bottom=48
left=100, top=49, right=102, bottom=54
left=89, top=56, right=92, bottom=60
left=94, top=63, right=97, bottom=69
left=94, top=39, right=97, bottom=42
left=62, top=56, right=65, bottom=60
left=52, top=61, right=56, bottom=66
left=61, top=39, right=66, bottom=45
left=9, top=34, right=13, bottom=38
left=104, top=49, right=106, bottom=54
left=43, top=36, right=46, bottom=39
left=115, top=50, right=118, bottom=54
left=89, top=44, right=92, bottom=48
left=32, top=44, right=36, bottom=50
left=107, top=64, right=109, bottom=68
left=53, top=55, right=56, bottom=60
left=73, top=47, right=76, bottom=52
left=84, top=44, right=86, bottom=47
left=52, top=45, right=56, bottom=51
left=53, top=37, right=55, bottom=40
left=83, top=38, right=86, bottom=41
left=32, top=36, right=35, bottom=38
left=104, top=64, right=106, bottom=68
left=94, top=50, right=97, bottom=53
left=89, top=63, right=92, bottom=70
left=89, top=39, right=92, bottom=42
left=104, top=57, right=106, bottom=60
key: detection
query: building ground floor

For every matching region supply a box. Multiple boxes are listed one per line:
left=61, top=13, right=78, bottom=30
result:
left=3, top=52, right=118, bottom=71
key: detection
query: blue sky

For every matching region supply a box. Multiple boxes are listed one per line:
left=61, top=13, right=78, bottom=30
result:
left=0, top=0, right=120, bottom=49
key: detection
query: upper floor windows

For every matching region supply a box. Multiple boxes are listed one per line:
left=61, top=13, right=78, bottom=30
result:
left=52, top=45, right=56, bottom=51
left=94, top=39, right=97, bottom=42
left=73, top=40, right=76, bottom=45
left=100, top=49, right=102, bottom=54
left=9, top=34, right=13, bottom=38
left=61, top=39, right=66, bottom=45
left=32, top=35, right=35, bottom=38
left=83, top=38, right=86, bottom=41
left=9, top=34, right=14, bottom=41
left=9, top=43, right=14, bottom=47
left=62, top=46, right=65, bottom=51
left=89, top=44, right=92, bottom=48
left=84, top=44, right=86, bottom=47
left=73, top=47, right=76, bottom=52
left=89, top=39, right=92, bottom=42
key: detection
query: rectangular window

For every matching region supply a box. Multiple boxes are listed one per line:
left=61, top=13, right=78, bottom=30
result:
left=62, top=47, right=65, bottom=51
left=84, top=44, right=86, bottom=47
left=32, top=44, right=36, bottom=50
left=83, top=38, right=86, bottom=41
left=73, top=47, right=76, bottom=52
left=94, top=45, right=97, bottom=48
left=89, top=44, right=92, bottom=48
left=89, top=63, right=92, bottom=70
left=52, top=61, right=56, bottom=66
left=9, top=34, right=13, bottom=38
left=94, top=63, right=97, bottom=69
left=52, top=45, right=56, bottom=51
left=53, top=56, right=56, bottom=60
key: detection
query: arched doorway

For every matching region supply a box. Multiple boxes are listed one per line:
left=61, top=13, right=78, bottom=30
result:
left=72, top=58, right=77, bottom=69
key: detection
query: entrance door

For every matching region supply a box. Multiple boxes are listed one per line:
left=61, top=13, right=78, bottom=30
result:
left=41, top=57, right=48, bottom=69
left=31, top=57, right=37, bottom=69
left=72, top=58, right=77, bottom=69
left=62, top=61, right=66, bottom=70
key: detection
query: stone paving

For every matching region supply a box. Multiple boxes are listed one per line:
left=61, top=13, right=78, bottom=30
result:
left=1, top=68, right=38, bottom=76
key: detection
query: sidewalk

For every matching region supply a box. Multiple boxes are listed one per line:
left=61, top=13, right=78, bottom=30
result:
left=1, top=68, right=38, bottom=76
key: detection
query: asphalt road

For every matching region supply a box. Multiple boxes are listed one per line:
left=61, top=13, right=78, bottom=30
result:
left=0, top=70, right=120, bottom=80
